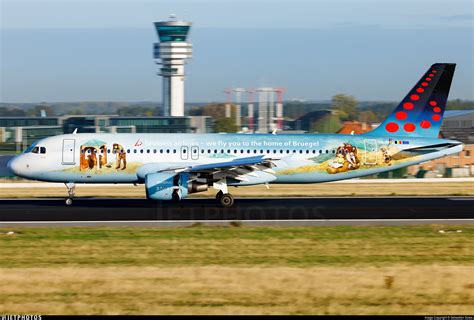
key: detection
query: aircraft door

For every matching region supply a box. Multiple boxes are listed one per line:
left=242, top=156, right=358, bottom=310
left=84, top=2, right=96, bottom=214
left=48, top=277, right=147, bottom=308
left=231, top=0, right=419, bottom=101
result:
left=180, top=146, right=189, bottom=160
left=62, top=139, right=76, bottom=165
left=191, top=146, right=199, bottom=160
left=363, top=139, right=377, bottom=165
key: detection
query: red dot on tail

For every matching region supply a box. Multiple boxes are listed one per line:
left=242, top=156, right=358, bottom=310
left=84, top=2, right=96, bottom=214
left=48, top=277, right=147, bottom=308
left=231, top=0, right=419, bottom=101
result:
left=410, top=94, right=420, bottom=101
left=433, top=107, right=441, bottom=113
left=420, top=120, right=431, bottom=129
left=429, top=101, right=437, bottom=106
left=432, top=70, right=437, bottom=73
left=429, top=73, right=434, bottom=77
left=421, top=82, right=428, bottom=87
left=385, top=122, right=399, bottom=132
left=432, top=114, right=441, bottom=121
left=416, top=88, right=424, bottom=93
left=395, top=111, right=407, bottom=120
left=404, top=123, right=416, bottom=132
left=426, top=77, right=432, bottom=81
left=403, top=102, right=414, bottom=110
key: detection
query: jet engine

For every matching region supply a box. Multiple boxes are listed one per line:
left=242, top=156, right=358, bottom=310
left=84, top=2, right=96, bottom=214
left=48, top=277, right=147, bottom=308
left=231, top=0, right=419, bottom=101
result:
left=145, top=172, right=208, bottom=201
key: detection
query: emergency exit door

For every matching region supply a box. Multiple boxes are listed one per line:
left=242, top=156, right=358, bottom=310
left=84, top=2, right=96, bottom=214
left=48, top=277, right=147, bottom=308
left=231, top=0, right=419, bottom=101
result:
left=62, top=139, right=76, bottom=165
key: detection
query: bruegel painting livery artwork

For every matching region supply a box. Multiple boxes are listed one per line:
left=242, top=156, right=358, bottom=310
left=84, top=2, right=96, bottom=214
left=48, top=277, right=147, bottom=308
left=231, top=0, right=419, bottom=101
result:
left=7, top=64, right=464, bottom=207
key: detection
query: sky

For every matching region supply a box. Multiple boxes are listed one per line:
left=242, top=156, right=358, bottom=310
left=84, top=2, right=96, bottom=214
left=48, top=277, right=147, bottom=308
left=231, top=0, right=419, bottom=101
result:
left=0, top=0, right=473, bottom=102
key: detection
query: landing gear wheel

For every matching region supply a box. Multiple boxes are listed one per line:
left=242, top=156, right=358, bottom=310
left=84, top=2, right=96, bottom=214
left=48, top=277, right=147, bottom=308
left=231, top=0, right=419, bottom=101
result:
left=65, top=198, right=73, bottom=206
left=216, top=190, right=224, bottom=201
left=220, top=193, right=234, bottom=208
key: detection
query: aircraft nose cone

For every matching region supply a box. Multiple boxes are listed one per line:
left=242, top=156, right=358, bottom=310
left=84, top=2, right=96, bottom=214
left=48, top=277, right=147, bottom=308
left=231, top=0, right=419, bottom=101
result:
left=7, top=156, right=21, bottom=176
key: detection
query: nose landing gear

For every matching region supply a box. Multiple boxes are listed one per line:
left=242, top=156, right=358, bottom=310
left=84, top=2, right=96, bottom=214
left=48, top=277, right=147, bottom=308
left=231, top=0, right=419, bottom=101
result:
left=65, top=182, right=76, bottom=206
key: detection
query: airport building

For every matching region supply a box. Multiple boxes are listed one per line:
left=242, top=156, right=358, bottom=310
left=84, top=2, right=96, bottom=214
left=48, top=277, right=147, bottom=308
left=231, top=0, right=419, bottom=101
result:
left=0, top=115, right=213, bottom=153
left=407, top=110, right=474, bottom=177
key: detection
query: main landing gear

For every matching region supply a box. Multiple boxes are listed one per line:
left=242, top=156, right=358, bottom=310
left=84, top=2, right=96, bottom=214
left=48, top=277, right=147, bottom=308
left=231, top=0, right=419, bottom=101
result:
left=65, top=182, right=75, bottom=206
left=214, top=181, right=234, bottom=208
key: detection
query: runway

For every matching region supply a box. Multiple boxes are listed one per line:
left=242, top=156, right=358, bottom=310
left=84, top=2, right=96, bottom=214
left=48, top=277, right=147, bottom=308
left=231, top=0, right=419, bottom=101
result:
left=0, top=197, right=473, bottom=227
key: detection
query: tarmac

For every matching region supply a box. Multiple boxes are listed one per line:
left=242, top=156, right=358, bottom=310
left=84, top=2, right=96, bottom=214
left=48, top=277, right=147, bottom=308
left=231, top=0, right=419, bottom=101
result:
left=0, top=196, right=473, bottom=227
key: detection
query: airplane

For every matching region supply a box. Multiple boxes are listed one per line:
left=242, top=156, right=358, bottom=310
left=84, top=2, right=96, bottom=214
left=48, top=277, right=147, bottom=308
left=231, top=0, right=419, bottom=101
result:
left=8, top=63, right=463, bottom=207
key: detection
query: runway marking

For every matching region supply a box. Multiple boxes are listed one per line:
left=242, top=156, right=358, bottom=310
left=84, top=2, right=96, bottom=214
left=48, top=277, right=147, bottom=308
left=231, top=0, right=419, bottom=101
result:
left=2, top=219, right=474, bottom=224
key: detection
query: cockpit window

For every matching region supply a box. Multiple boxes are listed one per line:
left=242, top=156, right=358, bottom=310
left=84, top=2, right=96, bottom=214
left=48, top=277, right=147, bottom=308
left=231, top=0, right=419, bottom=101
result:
left=40, top=147, right=46, bottom=154
left=32, top=147, right=39, bottom=154
left=24, top=142, right=38, bottom=153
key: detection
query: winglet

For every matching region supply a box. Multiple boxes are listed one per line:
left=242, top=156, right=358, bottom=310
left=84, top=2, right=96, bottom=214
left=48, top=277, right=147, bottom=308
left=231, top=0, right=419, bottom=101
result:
left=72, top=128, right=78, bottom=134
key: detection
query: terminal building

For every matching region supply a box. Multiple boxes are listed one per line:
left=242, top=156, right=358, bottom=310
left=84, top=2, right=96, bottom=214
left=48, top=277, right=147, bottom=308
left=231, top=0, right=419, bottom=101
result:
left=0, top=115, right=213, bottom=153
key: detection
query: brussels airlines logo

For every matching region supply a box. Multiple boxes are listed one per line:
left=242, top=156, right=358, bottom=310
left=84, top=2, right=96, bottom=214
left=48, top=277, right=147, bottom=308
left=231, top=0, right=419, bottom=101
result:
left=134, top=139, right=143, bottom=147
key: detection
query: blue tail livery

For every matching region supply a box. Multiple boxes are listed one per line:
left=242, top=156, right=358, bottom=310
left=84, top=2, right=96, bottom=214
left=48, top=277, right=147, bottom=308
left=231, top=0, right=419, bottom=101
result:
left=365, top=63, right=455, bottom=138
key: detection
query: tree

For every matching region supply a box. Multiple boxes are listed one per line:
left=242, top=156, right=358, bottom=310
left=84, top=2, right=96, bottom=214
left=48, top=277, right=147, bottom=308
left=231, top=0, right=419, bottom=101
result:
left=358, top=110, right=377, bottom=123
left=200, top=103, right=239, bottom=133
left=26, top=105, right=56, bottom=117
left=331, top=94, right=359, bottom=120
left=214, top=117, right=239, bottom=133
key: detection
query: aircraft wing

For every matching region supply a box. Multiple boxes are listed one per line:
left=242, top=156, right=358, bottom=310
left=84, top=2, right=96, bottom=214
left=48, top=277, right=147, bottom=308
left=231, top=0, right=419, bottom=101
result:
left=137, top=155, right=277, bottom=183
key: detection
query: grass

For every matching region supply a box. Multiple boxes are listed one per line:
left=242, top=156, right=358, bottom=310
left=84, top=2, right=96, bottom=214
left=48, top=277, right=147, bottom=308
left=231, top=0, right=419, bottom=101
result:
left=0, top=181, right=473, bottom=198
left=0, top=225, right=473, bottom=314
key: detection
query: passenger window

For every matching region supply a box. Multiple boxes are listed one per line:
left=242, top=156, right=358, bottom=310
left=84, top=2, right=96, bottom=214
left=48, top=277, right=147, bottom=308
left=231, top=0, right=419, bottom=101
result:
left=147, top=149, right=150, bottom=153
left=134, top=150, right=137, bottom=154
left=127, top=149, right=130, bottom=153
left=140, top=150, right=144, bottom=154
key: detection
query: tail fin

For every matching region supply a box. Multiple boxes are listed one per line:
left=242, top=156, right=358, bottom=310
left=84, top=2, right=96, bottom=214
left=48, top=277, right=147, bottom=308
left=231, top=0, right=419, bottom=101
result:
left=365, top=63, right=455, bottom=138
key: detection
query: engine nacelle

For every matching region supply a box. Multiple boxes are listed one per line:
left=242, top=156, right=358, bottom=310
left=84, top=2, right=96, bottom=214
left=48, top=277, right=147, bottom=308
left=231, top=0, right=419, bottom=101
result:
left=145, top=172, right=208, bottom=201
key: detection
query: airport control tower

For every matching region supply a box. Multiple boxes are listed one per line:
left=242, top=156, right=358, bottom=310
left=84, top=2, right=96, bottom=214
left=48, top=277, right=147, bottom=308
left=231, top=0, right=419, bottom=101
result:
left=153, top=16, right=193, bottom=116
